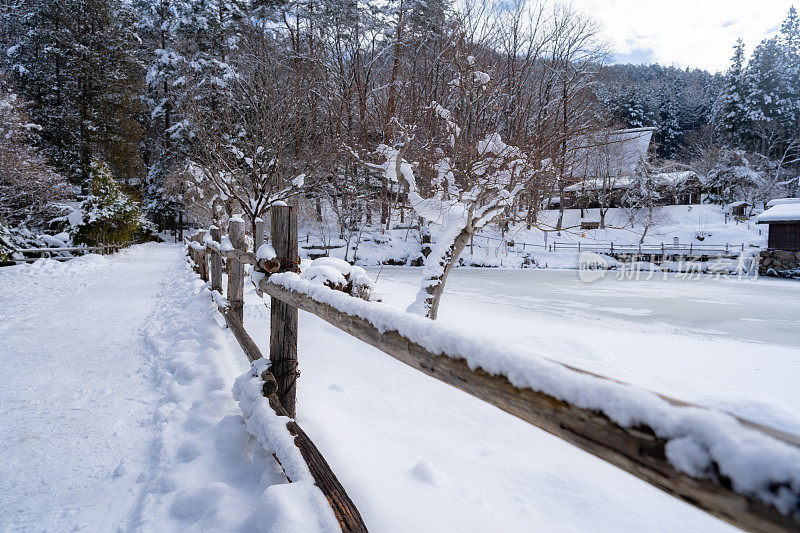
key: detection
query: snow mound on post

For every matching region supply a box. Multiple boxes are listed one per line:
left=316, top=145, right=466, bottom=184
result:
left=301, top=265, right=348, bottom=290
left=310, top=257, right=351, bottom=276
left=297, top=257, right=375, bottom=300
left=256, top=243, right=276, bottom=261
left=266, top=272, right=800, bottom=514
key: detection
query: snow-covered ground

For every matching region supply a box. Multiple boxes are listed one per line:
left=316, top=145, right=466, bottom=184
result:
left=366, top=267, right=800, bottom=434
left=243, top=267, right=800, bottom=531
left=3, top=243, right=799, bottom=531
left=0, top=245, right=328, bottom=531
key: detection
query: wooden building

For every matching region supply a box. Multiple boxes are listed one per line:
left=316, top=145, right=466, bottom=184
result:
left=728, top=201, right=751, bottom=218
left=757, top=203, right=800, bottom=250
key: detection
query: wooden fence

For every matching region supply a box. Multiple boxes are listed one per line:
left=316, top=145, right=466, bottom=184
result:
left=10, top=244, right=128, bottom=263
left=187, top=208, right=800, bottom=533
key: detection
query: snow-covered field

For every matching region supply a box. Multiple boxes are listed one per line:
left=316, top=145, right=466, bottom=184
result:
left=308, top=204, right=766, bottom=269
left=2, top=243, right=799, bottom=531
left=366, top=267, right=800, bottom=434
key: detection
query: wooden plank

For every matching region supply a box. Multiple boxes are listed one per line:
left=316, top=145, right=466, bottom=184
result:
left=285, top=419, right=368, bottom=532
left=259, top=280, right=800, bottom=533
left=220, top=306, right=263, bottom=364
left=227, top=219, right=246, bottom=322
left=196, top=229, right=209, bottom=282
left=220, top=248, right=281, bottom=273
left=210, top=227, right=223, bottom=293
left=254, top=219, right=266, bottom=297
left=270, top=205, right=299, bottom=417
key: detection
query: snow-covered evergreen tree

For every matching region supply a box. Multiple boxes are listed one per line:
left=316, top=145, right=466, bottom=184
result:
left=72, top=159, right=143, bottom=245
left=0, top=71, right=72, bottom=228
left=715, top=39, right=750, bottom=147
left=4, top=0, right=145, bottom=184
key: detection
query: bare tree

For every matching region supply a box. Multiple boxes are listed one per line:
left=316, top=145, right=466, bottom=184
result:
left=170, top=28, right=307, bottom=235
left=0, top=72, right=71, bottom=228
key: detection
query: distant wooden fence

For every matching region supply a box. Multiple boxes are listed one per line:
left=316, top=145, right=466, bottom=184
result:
left=10, top=244, right=128, bottom=263
left=552, top=241, right=747, bottom=254
left=187, top=209, right=800, bottom=533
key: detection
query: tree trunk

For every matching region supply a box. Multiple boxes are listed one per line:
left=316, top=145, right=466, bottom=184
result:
left=424, top=229, right=471, bottom=320
left=556, top=206, right=564, bottom=234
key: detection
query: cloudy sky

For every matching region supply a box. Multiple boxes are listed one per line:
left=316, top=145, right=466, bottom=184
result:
left=571, top=0, right=796, bottom=72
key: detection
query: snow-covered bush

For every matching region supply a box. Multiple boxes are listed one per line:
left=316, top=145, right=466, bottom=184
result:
left=0, top=222, right=45, bottom=265
left=71, top=159, right=143, bottom=246
left=299, top=257, right=375, bottom=301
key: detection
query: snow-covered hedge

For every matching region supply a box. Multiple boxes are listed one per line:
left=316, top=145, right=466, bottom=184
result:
left=0, top=223, right=45, bottom=265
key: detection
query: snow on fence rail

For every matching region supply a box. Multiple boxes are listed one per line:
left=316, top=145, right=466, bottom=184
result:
left=10, top=244, right=127, bottom=263
left=187, top=209, right=800, bottom=533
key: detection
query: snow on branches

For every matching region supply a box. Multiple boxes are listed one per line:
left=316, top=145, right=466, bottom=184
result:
left=372, top=97, right=530, bottom=319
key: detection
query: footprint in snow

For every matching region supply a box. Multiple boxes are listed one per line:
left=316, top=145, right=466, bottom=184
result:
left=113, top=461, right=127, bottom=478
left=410, top=459, right=441, bottom=487
left=328, top=383, right=346, bottom=392
left=177, top=439, right=202, bottom=463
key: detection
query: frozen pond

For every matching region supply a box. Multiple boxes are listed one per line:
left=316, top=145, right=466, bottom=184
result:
left=369, top=267, right=800, bottom=435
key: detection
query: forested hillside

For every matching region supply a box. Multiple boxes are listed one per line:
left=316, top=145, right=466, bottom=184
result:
left=1, top=1, right=798, bottom=244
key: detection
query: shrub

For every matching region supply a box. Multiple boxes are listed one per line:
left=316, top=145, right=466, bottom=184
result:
left=72, top=159, right=142, bottom=246
left=0, top=222, right=44, bottom=265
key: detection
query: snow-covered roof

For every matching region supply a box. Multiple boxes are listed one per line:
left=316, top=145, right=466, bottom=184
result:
left=766, top=197, right=800, bottom=208
left=567, top=127, right=655, bottom=179
left=756, top=203, right=800, bottom=223
left=726, top=201, right=750, bottom=208
left=653, top=170, right=699, bottom=186
left=564, top=169, right=698, bottom=194
left=564, top=176, right=634, bottom=192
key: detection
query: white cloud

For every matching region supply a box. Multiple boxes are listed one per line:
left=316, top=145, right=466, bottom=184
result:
left=570, top=0, right=795, bottom=72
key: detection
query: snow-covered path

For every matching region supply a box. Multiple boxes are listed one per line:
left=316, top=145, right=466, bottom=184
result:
left=0, top=245, right=293, bottom=532
left=0, top=247, right=170, bottom=530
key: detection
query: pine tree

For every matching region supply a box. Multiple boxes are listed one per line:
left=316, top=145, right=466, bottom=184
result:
left=715, top=39, right=750, bottom=146
left=4, top=0, right=145, bottom=184
left=781, top=6, right=800, bottom=55
left=131, top=0, right=184, bottom=221
left=72, top=159, right=143, bottom=245
left=780, top=6, right=800, bottom=135
left=746, top=38, right=792, bottom=123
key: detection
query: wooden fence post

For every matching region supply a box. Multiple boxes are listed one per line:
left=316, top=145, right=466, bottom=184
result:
left=196, top=229, right=209, bottom=282
left=254, top=218, right=266, bottom=253
left=227, top=219, right=246, bottom=322
left=188, top=234, right=198, bottom=273
left=270, top=205, right=299, bottom=417
left=210, top=226, right=223, bottom=294
left=254, top=218, right=266, bottom=297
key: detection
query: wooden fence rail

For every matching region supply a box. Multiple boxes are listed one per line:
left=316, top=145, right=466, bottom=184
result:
left=10, top=244, right=127, bottom=263
left=185, top=212, right=367, bottom=532
left=186, top=210, right=800, bottom=533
